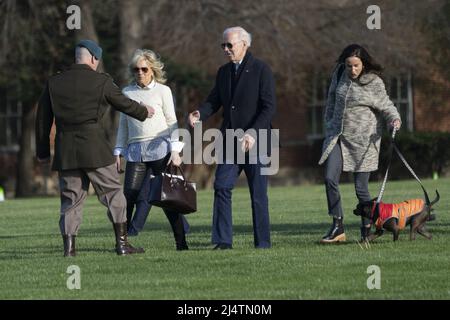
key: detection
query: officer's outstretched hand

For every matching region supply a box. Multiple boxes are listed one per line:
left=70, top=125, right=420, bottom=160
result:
left=140, top=102, right=155, bottom=118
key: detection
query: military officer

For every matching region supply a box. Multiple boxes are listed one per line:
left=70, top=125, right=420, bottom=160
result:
left=36, top=39, right=155, bottom=256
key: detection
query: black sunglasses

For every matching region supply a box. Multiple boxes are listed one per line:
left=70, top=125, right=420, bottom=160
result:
left=133, top=67, right=149, bottom=73
left=221, top=40, right=244, bottom=50
left=221, top=42, right=234, bottom=49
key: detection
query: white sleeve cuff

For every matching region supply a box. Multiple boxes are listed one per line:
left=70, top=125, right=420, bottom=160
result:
left=113, top=147, right=125, bottom=156
left=170, top=141, right=185, bottom=153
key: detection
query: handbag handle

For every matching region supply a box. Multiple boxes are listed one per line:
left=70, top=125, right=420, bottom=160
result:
left=164, top=163, right=187, bottom=186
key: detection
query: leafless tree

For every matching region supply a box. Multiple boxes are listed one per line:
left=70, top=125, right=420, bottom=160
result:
left=0, top=0, right=73, bottom=196
left=1, top=0, right=447, bottom=194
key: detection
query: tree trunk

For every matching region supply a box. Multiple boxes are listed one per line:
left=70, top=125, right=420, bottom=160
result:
left=15, top=103, right=35, bottom=197
left=118, top=0, right=143, bottom=86
left=74, top=0, right=104, bottom=73
left=73, top=0, right=120, bottom=144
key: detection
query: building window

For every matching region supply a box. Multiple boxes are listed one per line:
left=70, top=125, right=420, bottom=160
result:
left=307, top=74, right=329, bottom=139
left=0, top=89, right=22, bottom=151
left=307, top=71, right=414, bottom=138
left=385, top=73, right=414, bottom=131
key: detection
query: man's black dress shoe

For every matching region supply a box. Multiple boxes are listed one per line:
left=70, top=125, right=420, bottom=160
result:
left=176, top=244, right=189, bottom=251
left=213, top=244, right=232, bottom=250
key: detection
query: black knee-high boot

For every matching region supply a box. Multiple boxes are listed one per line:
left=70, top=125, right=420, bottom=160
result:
left=164, top=211, right=188, bottom=250
left=123, top=188, right=139, bottom=231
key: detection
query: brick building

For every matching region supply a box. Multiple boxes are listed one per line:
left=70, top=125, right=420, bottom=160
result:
left=1, top=0, right=449, bottom=196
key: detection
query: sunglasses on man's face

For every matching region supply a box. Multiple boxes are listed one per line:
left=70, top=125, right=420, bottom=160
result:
left=133, top=67, right=149, bottom=73
left=221, top=43, right=234, bottom=50
left=221, top=41, right=243, bottom=50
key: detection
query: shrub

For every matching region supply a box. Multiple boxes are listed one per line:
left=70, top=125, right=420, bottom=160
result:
left=378, top=131, right=450, bottom=180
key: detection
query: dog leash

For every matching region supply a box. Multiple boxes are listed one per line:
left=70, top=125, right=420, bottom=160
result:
left=392, top=140, right=431, bottom=205
left=375, top=128, right=397, bottom=205
left=376, top=128, right=431, bottom=206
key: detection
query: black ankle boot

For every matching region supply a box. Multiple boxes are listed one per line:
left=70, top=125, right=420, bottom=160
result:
left=113, top=223, right=145, bottom=255
left=321, top=217, right=346, bottom=243
left=63, top=234, right=76, bottom=257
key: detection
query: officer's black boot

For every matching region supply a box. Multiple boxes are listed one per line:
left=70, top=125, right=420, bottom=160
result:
left=63, top=234, right=76, bottom=257
left=113, top=223, right=145, bottom=255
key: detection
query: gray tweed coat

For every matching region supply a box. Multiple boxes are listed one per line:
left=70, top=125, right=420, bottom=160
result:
left=318, top=65, right=401, bottom=172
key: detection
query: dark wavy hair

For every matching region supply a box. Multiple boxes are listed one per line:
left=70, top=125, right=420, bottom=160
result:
left=337, top=44, right=383, bottom=75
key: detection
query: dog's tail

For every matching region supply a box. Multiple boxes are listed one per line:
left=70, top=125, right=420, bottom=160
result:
left=423, top=190, right=440, bottom=222
left=430, top=190, right=440, bottom=207
left=421, top=185, right=431, bottom=207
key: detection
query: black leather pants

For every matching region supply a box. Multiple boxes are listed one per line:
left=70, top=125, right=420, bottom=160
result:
left=123, top=154, right=188, bottom=249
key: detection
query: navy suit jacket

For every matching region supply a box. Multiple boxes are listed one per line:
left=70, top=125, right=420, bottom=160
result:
left=199, top=51, right=276, bottom=149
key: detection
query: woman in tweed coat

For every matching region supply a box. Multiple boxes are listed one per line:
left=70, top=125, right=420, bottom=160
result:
left=319, top=44, right=401, bottom=243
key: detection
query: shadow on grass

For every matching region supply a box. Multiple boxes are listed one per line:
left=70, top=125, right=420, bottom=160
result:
left=2, top=220, right=443, bottom=240
left=0, top=218, right=444, bottom=259
left=0, top=233, right=60, bottom=239
left=70, top=220, right=370, bottom=237
left=0, top=246, right=111, bottom=259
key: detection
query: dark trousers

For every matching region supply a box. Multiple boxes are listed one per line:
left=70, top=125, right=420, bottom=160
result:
left=212, top=161, right=271, bottom=248
left=123, top=154, right=189, bottom=246
left=324, top=142, right=371, bottom=221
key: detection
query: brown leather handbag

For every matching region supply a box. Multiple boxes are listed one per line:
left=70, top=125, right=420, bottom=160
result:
left=148, top=164, right=197, bottom=214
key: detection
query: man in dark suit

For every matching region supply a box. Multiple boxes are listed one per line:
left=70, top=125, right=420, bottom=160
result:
left=189, top=27, right=276, bottom=249
left=36, top=40, right=155, bottom=256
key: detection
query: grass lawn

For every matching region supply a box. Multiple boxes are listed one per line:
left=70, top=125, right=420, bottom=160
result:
left=0, top=178, right=449, bottom=300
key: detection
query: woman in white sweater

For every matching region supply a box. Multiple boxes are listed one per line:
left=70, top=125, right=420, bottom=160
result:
left=115, top=49, right=188, bottom=250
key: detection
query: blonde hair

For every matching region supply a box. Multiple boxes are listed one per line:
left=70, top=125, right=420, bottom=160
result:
left=128, top=49, right=167, bottom=84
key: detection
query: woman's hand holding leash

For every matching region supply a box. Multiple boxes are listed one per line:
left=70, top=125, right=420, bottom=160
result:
left=390, top=119, right=401, bottom=130
left=390, top=119, right=401, bottom=138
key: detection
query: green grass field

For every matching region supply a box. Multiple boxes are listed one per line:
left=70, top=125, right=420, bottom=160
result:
left=0, top=178, right=449, bottom=300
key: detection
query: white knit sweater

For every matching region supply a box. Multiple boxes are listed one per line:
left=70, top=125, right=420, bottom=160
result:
left=114, top=80, right=184, bottom=153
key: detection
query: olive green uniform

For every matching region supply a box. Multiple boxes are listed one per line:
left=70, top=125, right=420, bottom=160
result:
left=36, top=64, right=148, bottom=234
